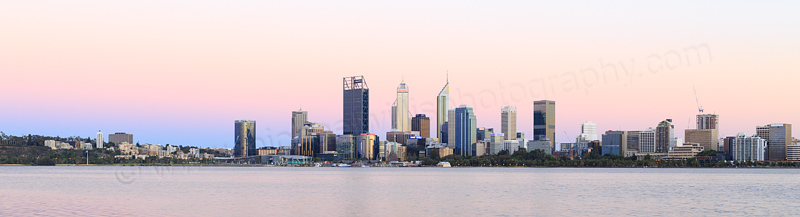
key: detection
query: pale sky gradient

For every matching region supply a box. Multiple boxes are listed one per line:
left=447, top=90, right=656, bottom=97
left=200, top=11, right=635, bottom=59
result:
left=1, top=1, right=798, bottom=148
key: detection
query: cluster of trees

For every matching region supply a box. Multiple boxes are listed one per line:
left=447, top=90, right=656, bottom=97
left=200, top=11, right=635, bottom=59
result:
left=0, top=131, right=219, bottom=165
left=412, top=149, right=800, bottom=168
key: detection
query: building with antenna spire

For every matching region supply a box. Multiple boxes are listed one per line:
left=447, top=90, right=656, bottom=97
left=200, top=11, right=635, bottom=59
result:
left=436, top=75, right=449, bottom=141
left=392, top=80, right=410, bottom=131
left=292, top=109, right=308, bottom=139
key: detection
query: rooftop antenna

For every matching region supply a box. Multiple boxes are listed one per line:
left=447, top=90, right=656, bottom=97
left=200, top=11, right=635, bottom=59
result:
left=693, top=86, right=704, bottom=114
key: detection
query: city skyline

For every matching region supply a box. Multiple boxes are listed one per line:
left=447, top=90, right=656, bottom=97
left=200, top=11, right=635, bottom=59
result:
left=2, top=1, right=799, bottom=148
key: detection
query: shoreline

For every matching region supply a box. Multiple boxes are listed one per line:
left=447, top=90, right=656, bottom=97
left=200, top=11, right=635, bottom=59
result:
left=1, top=164, right=796, bottom=169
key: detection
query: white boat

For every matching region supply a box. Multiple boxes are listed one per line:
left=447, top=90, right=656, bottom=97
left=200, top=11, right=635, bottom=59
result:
left=337, top=163, right=351, bottom=167
left=436, top=162, right=452, bottom=167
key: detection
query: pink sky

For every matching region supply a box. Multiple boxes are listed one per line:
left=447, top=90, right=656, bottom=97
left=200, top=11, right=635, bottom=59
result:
left=1, top=1, right=798, bottom=148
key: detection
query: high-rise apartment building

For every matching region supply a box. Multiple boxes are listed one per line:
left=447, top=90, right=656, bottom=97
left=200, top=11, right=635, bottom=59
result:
left=343, top=76, right=369, bottom=135
left=697, top=114, right=719, bottom=130
left=685, top=129, right=719, bottom=151
left=96, top=130, right=103, bottom=149
left=732, top=134, right=767, bottom=162
left=437, top=79, right=449, bottom=140
left=108, top=132, right=133, bottom=145
left=453, top=105, right=477, bottom=156
left=291, top=110, right=308, bottom=139
left=656, top=119, right=675, bottom=153
left=412, top=114, right=430, bottom=138
left=533, top=100, right=556, bottom=143
left=580, top=121, right=598, bottom=141
left=501, top=106, right=517, bottom=140
left=392, top=81, right=411, bottom=132
left=234, top=120, right=256, bottom=157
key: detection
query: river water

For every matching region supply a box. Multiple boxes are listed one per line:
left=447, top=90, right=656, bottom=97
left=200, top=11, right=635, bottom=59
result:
left=1, top=166, right=799, bottom=216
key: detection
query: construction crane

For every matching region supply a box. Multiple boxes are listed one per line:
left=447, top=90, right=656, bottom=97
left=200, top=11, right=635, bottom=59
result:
left=693, top=86, right=704, bottom=114
left=564, top=131, right=574, bottom=142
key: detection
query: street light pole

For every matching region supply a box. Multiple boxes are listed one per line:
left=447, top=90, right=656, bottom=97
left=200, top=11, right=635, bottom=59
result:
left=86, top=151, right=89, bottom=165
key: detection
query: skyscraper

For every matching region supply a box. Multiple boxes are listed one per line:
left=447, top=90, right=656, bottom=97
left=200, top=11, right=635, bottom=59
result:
left=412, top=114, right=430, bottom=138
left=291, top=110, right=308, bottom=139
left=234, top=120, right=256, bottom=157
left=697, top=114, right=719, bottom=130
left=453, top=105, right=477, bottom=156
left=343, top=76, right=369, bottom=135
left=96, top=130, right=103, bottom=149
left=762, top=124, right=793, bottom=161
left=447, top=108, right=456, bottom=147
left=656, top=119, right=675, bottom=153
left=533, top=100, right=555, bottom=143
left=580, top=121, right=598, bottom=141
left=392, top=81, right=411, bottom=131
left=437, top=79, right=449, bottom=140
left=501, top=106, right=517, bottom=140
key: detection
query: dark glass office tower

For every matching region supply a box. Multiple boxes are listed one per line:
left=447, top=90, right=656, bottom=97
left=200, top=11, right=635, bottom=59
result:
left=343, top=76, right=369, bottom=135
left=533, top=100, right=555, bottom=143
left=234, top=120, right=256, bottom=157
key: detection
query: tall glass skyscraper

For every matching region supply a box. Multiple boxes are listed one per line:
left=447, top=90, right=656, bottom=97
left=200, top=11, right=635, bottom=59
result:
left=437, top=80, right=449, bottom=140
left=343, top=76, right=369, bottom=135
left=533, top=100, right=555, bottom=144
left=453, top=105, right=477, bottom=156
left=234, top=120, right=256, bottom=157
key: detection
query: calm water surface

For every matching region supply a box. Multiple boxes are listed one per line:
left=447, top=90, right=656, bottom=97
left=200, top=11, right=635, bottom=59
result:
left=2, top=166, right=800, bottom=216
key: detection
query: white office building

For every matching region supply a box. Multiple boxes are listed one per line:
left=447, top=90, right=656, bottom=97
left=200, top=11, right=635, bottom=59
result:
left=504, top=140, right=520, bottom=155
left=501, top=106, right=517, bottom=140
left=579, top=121, right=597, bottom=141
left=639, top=128, right=657, bottom=153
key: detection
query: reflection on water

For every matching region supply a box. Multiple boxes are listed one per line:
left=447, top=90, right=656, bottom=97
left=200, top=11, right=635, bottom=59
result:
left=2, top=167, right=800, bottom=216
